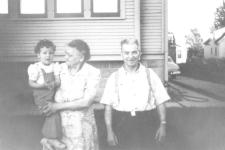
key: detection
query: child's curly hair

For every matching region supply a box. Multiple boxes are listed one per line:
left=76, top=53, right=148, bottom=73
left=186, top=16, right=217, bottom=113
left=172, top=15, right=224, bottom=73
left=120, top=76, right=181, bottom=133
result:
left=34, top=39, right=56, bottom=54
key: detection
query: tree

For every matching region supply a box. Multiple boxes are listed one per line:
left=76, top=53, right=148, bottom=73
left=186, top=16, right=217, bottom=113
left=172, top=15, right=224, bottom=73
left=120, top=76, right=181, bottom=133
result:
left=185, top=28, right=204, bottom=62
left=214, top=1, right=225, bottom=29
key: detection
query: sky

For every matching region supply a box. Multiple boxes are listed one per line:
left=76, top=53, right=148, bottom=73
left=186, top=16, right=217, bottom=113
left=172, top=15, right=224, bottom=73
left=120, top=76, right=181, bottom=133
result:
left=168, top=0, right=224, bottom=47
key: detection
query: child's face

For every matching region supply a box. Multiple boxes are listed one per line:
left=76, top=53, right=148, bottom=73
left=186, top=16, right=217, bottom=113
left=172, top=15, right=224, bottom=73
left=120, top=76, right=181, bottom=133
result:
left=38, top=47, right=54, bottom=65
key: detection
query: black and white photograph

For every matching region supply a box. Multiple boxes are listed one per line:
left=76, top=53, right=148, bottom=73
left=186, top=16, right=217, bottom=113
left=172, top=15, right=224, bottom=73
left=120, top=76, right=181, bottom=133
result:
left=0, top=0, right=225, bottom=150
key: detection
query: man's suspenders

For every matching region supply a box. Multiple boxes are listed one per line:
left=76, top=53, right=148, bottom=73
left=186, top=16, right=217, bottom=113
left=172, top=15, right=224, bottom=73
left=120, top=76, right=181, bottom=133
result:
left=114, top=71, right=120, bottom=105
left=145, top=68, right=156, bottom=106
left=114, top=67, right=155, bottom=106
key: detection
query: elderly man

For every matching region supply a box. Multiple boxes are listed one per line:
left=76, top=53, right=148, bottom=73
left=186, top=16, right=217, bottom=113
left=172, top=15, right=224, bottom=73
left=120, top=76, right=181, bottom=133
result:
left=100, top=38, right=170, bottom=150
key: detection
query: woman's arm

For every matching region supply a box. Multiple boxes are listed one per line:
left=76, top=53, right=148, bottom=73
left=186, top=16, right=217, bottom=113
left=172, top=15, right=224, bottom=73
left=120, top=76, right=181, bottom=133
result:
left=57, top=69, right=101, bottom=110
left=42, top=85, right=98, bottom=115
left=41, top=98, right=86, bottom=116
left=43, top=68, right=101, bottom=114
left=55, top=92, right=96, bottom=111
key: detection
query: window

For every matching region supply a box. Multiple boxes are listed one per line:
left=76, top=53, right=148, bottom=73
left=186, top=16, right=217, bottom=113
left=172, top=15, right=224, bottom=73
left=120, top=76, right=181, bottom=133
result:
left=177, top=50, right=181, bottom=58
left=211, top=48, right=213, bottom=54
left=55, top=0, right=83, bottom=17
left=1, top=0, right=123, bottom=19
left=19, top=0, right=46, bottom=17
left=91, top=0, right=120, bottom=17
left=215, top=48, right=217, bottom=56
left=0, top=0, right=8, bottom=14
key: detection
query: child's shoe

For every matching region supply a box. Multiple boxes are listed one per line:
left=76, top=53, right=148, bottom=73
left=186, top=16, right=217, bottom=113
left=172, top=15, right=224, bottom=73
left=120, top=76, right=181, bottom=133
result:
left=40, top=138, right=54, bottom=150
left=47, top=139, right=66, bottom=149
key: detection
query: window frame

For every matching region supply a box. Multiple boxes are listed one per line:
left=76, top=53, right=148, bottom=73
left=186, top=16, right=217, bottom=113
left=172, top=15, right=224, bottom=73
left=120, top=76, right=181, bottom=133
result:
left=0, top=0, right=124, bottom=20
left=54, top=0, right=84, bottom=18
left=91, top=0, right=120, bottom=17
left=18, top=0, right=47, bottom=18
left=0, top=0, right=9, bottom=17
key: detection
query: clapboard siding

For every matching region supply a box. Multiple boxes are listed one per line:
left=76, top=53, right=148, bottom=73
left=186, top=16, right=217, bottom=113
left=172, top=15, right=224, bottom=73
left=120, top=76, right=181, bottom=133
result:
left=0, top=0, right=167, bottom=62
left=141, top=0, right=164, bottom=54
left=0, top=0, right=135, bottom=61
left=140, top=0, right=167, bottom=80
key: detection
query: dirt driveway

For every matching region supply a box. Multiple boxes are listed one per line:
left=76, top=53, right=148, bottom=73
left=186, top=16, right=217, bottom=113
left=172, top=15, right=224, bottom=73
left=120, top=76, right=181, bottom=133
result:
left=0, top=63, right=225, bottom=150
left=0, top=108, right=225, bottom=150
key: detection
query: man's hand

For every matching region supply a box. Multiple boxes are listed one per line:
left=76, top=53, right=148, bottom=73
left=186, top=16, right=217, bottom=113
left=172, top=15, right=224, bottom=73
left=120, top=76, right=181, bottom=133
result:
left=107, top=129, right=118, bottom=146
left=155, top=124, right=166, bottom=142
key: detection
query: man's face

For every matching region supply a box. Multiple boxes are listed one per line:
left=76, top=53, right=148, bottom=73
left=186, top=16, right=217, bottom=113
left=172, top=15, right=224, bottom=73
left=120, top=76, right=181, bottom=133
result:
left=121, top=43, right=141, bottom=68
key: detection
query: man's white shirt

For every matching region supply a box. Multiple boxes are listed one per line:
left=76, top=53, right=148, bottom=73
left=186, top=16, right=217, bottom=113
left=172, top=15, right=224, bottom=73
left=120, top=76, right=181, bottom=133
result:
left=101, top=64, right=170, bottom=112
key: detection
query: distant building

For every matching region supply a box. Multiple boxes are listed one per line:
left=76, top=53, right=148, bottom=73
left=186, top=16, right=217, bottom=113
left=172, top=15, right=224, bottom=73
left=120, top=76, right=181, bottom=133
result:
left=176, top=45, right=187, bottom=64
left=168, top=32, right=176, bottom=61
left=204, top=27, right=225, bottom=58
left=168, top=32, right=187, bottom=64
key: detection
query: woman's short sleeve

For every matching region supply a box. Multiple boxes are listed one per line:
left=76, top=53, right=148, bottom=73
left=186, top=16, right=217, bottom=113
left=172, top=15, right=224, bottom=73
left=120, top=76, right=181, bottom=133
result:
left=27, top=64, right=39, bottom=81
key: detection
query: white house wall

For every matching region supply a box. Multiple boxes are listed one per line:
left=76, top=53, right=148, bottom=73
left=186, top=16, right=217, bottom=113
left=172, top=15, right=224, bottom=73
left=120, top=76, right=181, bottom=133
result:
left=204, top=40, right=216, bottom=58
left=0, top=0, right=166, bottom=63
left=217, top=37, right=225, bottom=58
left=204, top=45, right=212, bottom=58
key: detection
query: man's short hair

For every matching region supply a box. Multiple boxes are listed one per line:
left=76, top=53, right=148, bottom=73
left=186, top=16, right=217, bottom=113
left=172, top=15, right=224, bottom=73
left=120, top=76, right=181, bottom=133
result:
left=120, top=38, right=139, bottom=48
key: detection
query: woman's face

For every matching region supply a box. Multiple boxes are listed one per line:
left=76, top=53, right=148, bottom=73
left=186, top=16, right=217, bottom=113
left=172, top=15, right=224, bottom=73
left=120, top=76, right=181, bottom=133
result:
left=64, top=46, right=84, bottom=67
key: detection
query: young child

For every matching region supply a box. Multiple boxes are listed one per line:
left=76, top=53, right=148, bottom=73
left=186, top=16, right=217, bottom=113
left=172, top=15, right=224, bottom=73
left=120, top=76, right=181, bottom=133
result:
left=27, top=39, right=65, bottom=150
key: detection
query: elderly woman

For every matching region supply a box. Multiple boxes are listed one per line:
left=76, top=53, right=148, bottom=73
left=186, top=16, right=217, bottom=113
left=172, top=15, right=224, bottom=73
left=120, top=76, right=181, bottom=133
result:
left=42, top=39, right=101, bottom=150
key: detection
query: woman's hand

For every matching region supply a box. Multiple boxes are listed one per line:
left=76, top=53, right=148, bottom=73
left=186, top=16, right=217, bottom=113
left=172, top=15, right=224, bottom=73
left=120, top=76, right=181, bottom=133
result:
left=41, top=102, right=59, bottom=116
left=45, top=81, right=56, bottom=90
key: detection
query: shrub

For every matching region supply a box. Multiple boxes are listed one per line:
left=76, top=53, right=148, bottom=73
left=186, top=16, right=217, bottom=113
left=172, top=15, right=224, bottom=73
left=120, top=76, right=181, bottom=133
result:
left=205, top=58, right=225, bottom=72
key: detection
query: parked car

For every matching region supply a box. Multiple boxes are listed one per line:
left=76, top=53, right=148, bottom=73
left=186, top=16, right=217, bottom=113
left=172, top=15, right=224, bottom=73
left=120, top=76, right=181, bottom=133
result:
left=168, top=56, right=181, bottom=80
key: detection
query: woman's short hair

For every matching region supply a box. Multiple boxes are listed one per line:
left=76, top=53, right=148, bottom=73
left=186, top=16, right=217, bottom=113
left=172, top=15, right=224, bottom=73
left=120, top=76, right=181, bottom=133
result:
left=120, top=38, right=139, bottom=49
left=34, top=39, right=56, bottom=54
left=67, top=39, right=91, bottom=61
